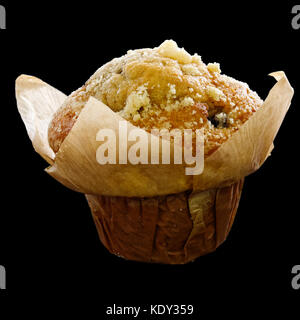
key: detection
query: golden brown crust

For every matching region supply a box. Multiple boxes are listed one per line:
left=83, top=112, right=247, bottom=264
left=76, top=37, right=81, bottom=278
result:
left=48, top=40, right=263, bottom=155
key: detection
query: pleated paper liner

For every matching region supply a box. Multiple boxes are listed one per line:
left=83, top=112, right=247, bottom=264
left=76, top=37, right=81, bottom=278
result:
left=86, top=179, right=244, bottom=264
left=15, top=72, right=293, bottom=263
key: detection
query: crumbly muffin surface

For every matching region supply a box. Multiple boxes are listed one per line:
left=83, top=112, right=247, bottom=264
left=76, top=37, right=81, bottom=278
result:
left=48, top=40, right=263, bottom=155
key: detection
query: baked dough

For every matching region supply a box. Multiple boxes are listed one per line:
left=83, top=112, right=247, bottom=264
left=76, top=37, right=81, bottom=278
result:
left=48, top=40, right=262, bottom=156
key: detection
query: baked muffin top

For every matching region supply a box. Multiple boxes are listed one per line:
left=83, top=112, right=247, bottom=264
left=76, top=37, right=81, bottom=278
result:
left=48, top=40, right=263, bottom=156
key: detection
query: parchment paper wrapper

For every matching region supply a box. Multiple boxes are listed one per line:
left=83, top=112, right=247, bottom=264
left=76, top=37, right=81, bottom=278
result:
left=15, top=71, right=293, bottom=263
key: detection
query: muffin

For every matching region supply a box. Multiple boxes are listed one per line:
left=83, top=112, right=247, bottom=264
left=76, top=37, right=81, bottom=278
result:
left=48, top=40, right=262, bottom=158
left=16, top=40, right=293, bottom=264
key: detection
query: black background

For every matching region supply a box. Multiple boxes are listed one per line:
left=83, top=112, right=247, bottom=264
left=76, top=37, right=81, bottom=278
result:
left=1, top=0, right=299, bottom=315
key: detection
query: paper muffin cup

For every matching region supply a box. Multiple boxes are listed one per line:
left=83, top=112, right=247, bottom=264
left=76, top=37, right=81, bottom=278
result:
left=15, top=71, right=293, bottom=264
left=86, top=179, right=243, bottom=264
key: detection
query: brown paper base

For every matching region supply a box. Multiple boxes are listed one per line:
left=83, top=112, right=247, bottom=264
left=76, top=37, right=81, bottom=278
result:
left=85, top=179, right=244, bottom=264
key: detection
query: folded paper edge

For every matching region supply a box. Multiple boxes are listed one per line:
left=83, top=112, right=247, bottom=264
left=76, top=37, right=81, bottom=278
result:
left=16, top=71, right=294, bottom=197
left=15, top=74, right=67, bottom=165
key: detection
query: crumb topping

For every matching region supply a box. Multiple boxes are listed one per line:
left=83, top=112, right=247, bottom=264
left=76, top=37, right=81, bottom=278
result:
left=157, top=39, right=192, bottom=64
left=48, top=40, right=263, bottom=156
